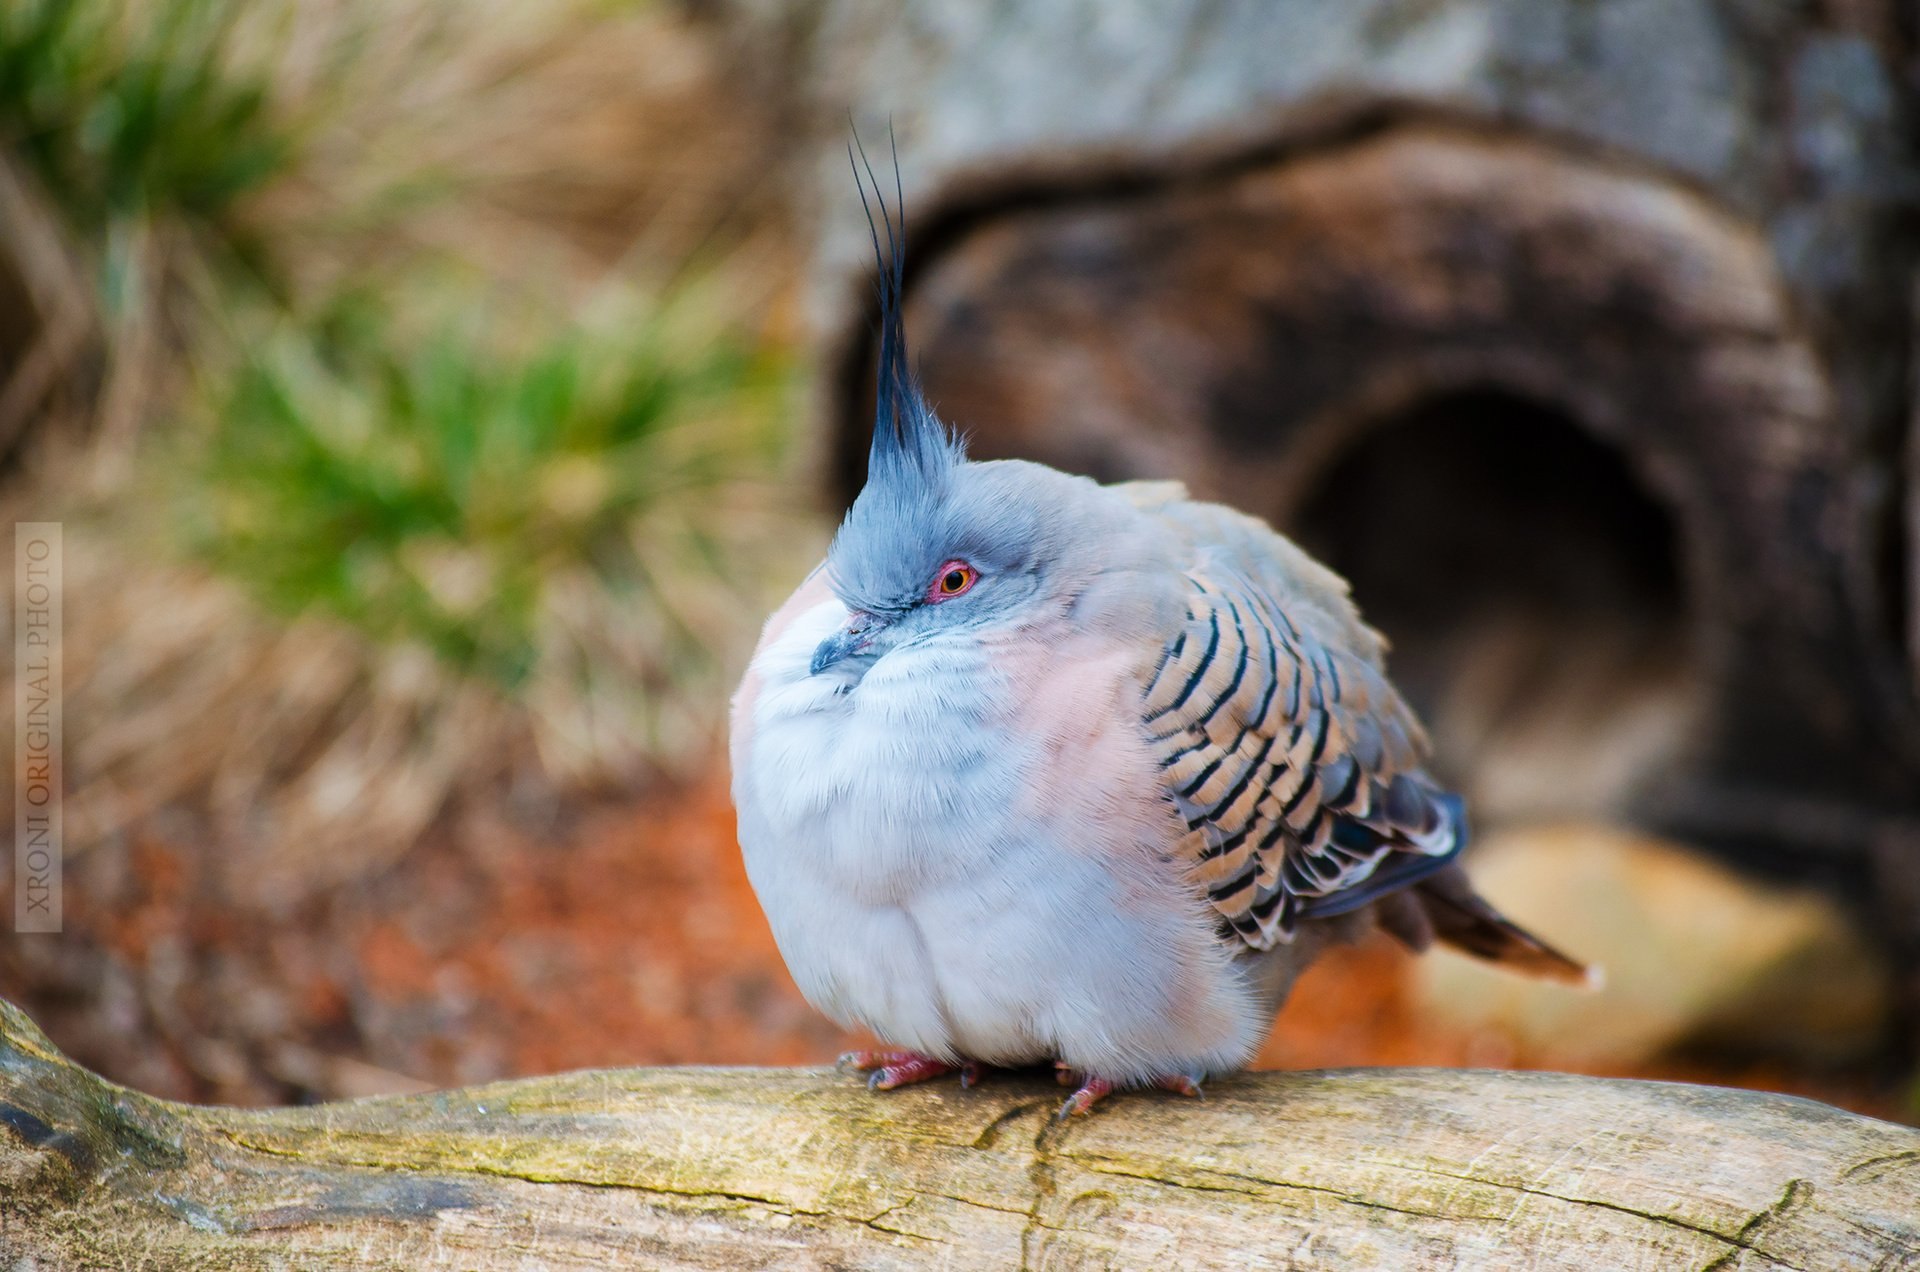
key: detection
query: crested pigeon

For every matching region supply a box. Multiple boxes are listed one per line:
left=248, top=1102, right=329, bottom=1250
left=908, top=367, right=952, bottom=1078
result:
left=730, top=155, right=1589, bottom=1116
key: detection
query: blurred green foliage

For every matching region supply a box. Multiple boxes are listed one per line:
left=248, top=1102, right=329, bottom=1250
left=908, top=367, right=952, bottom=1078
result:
left=0, top=0, right=290, bottom=246
left=187, top=289, right=791, bottom=690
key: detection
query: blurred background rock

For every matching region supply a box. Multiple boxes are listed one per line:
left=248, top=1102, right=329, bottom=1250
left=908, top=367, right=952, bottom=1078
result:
left=0, top=0, right=1915, bottom=1121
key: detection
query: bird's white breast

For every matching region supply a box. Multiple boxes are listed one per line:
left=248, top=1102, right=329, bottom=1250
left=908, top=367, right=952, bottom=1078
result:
left=731, top=587, right=1267, bottom=1080
left=740, top=597, right=1032, bottom=900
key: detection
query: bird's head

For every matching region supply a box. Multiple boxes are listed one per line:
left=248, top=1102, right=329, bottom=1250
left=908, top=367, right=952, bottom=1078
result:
left=812, top=142, right=1110, bottom=678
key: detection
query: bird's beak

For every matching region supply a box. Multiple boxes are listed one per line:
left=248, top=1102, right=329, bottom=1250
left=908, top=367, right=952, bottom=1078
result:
left=811, top=611, right=885, bottom=675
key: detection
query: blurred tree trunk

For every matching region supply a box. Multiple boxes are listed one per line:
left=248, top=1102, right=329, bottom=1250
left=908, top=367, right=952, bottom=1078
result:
left=2, top=1000, right=1916, bottom=1270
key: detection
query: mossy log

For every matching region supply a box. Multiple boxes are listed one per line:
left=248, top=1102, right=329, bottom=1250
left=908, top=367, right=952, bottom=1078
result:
left=1, top=1001, right=1916, bottom=1269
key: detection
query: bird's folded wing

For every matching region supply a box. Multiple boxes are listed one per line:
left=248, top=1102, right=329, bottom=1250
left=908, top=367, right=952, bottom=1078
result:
left=1139, top=558, right=1459, bottom=949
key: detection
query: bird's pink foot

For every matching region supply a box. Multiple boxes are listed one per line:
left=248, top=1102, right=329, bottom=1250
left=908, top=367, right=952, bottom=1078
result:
left=838, top=1049, right=964, bottom=1091
left=1057, top=1074, right=1115, bottom=1118
left=1054, top=1065, right=1206, bottom=1117
left=1154, top=1072, right=1205, bottom=1098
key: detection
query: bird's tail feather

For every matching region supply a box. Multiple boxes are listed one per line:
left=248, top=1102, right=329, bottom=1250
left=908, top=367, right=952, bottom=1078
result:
left=1380, top=865, right=1598, bottom=988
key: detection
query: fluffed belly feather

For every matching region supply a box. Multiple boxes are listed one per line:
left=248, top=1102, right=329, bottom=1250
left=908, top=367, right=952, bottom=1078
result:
left=733, top=600, right=1270, bottom=1080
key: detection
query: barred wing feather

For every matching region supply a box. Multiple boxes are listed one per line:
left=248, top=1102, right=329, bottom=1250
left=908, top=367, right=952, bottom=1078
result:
left=1140, top=559, right=1461, bottom=950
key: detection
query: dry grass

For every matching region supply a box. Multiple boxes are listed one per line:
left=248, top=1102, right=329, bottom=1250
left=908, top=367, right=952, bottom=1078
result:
left=245, top=0, right=800, bottom=299
left=37, top=498, right=520, bottom=905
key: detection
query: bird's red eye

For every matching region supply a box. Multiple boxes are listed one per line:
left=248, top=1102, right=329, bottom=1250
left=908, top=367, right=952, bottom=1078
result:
left=929, top=561, right=977, bottom=600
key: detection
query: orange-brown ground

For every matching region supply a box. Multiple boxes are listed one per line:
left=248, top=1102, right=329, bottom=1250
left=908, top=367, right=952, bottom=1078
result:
left=1, top=770, right=1907, bottom=1123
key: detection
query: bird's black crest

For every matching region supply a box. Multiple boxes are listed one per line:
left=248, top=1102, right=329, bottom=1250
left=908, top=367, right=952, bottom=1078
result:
left=850, top=127, right=962, bottom=490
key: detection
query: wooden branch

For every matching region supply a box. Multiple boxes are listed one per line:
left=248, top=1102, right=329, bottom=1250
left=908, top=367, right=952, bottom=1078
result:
left=2, top=1000, right=1916, bottom=1269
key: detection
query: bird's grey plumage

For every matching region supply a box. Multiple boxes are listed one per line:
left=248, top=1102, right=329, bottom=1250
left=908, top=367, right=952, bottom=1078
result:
left=730, top=150, right=1587, bottom=1103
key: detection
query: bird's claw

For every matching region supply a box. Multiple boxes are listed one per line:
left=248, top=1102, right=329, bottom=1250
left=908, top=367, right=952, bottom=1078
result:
left=843, top=1051, right=1199, bottom=1108
left=1055, top=1068, right=1206, bottom=1117
left=839, top=1049, right=958, bottom=1091
left=1154, top=1072, right=1205, bottom=1099
left=1057, top=1075, right=1114, bottom=1119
